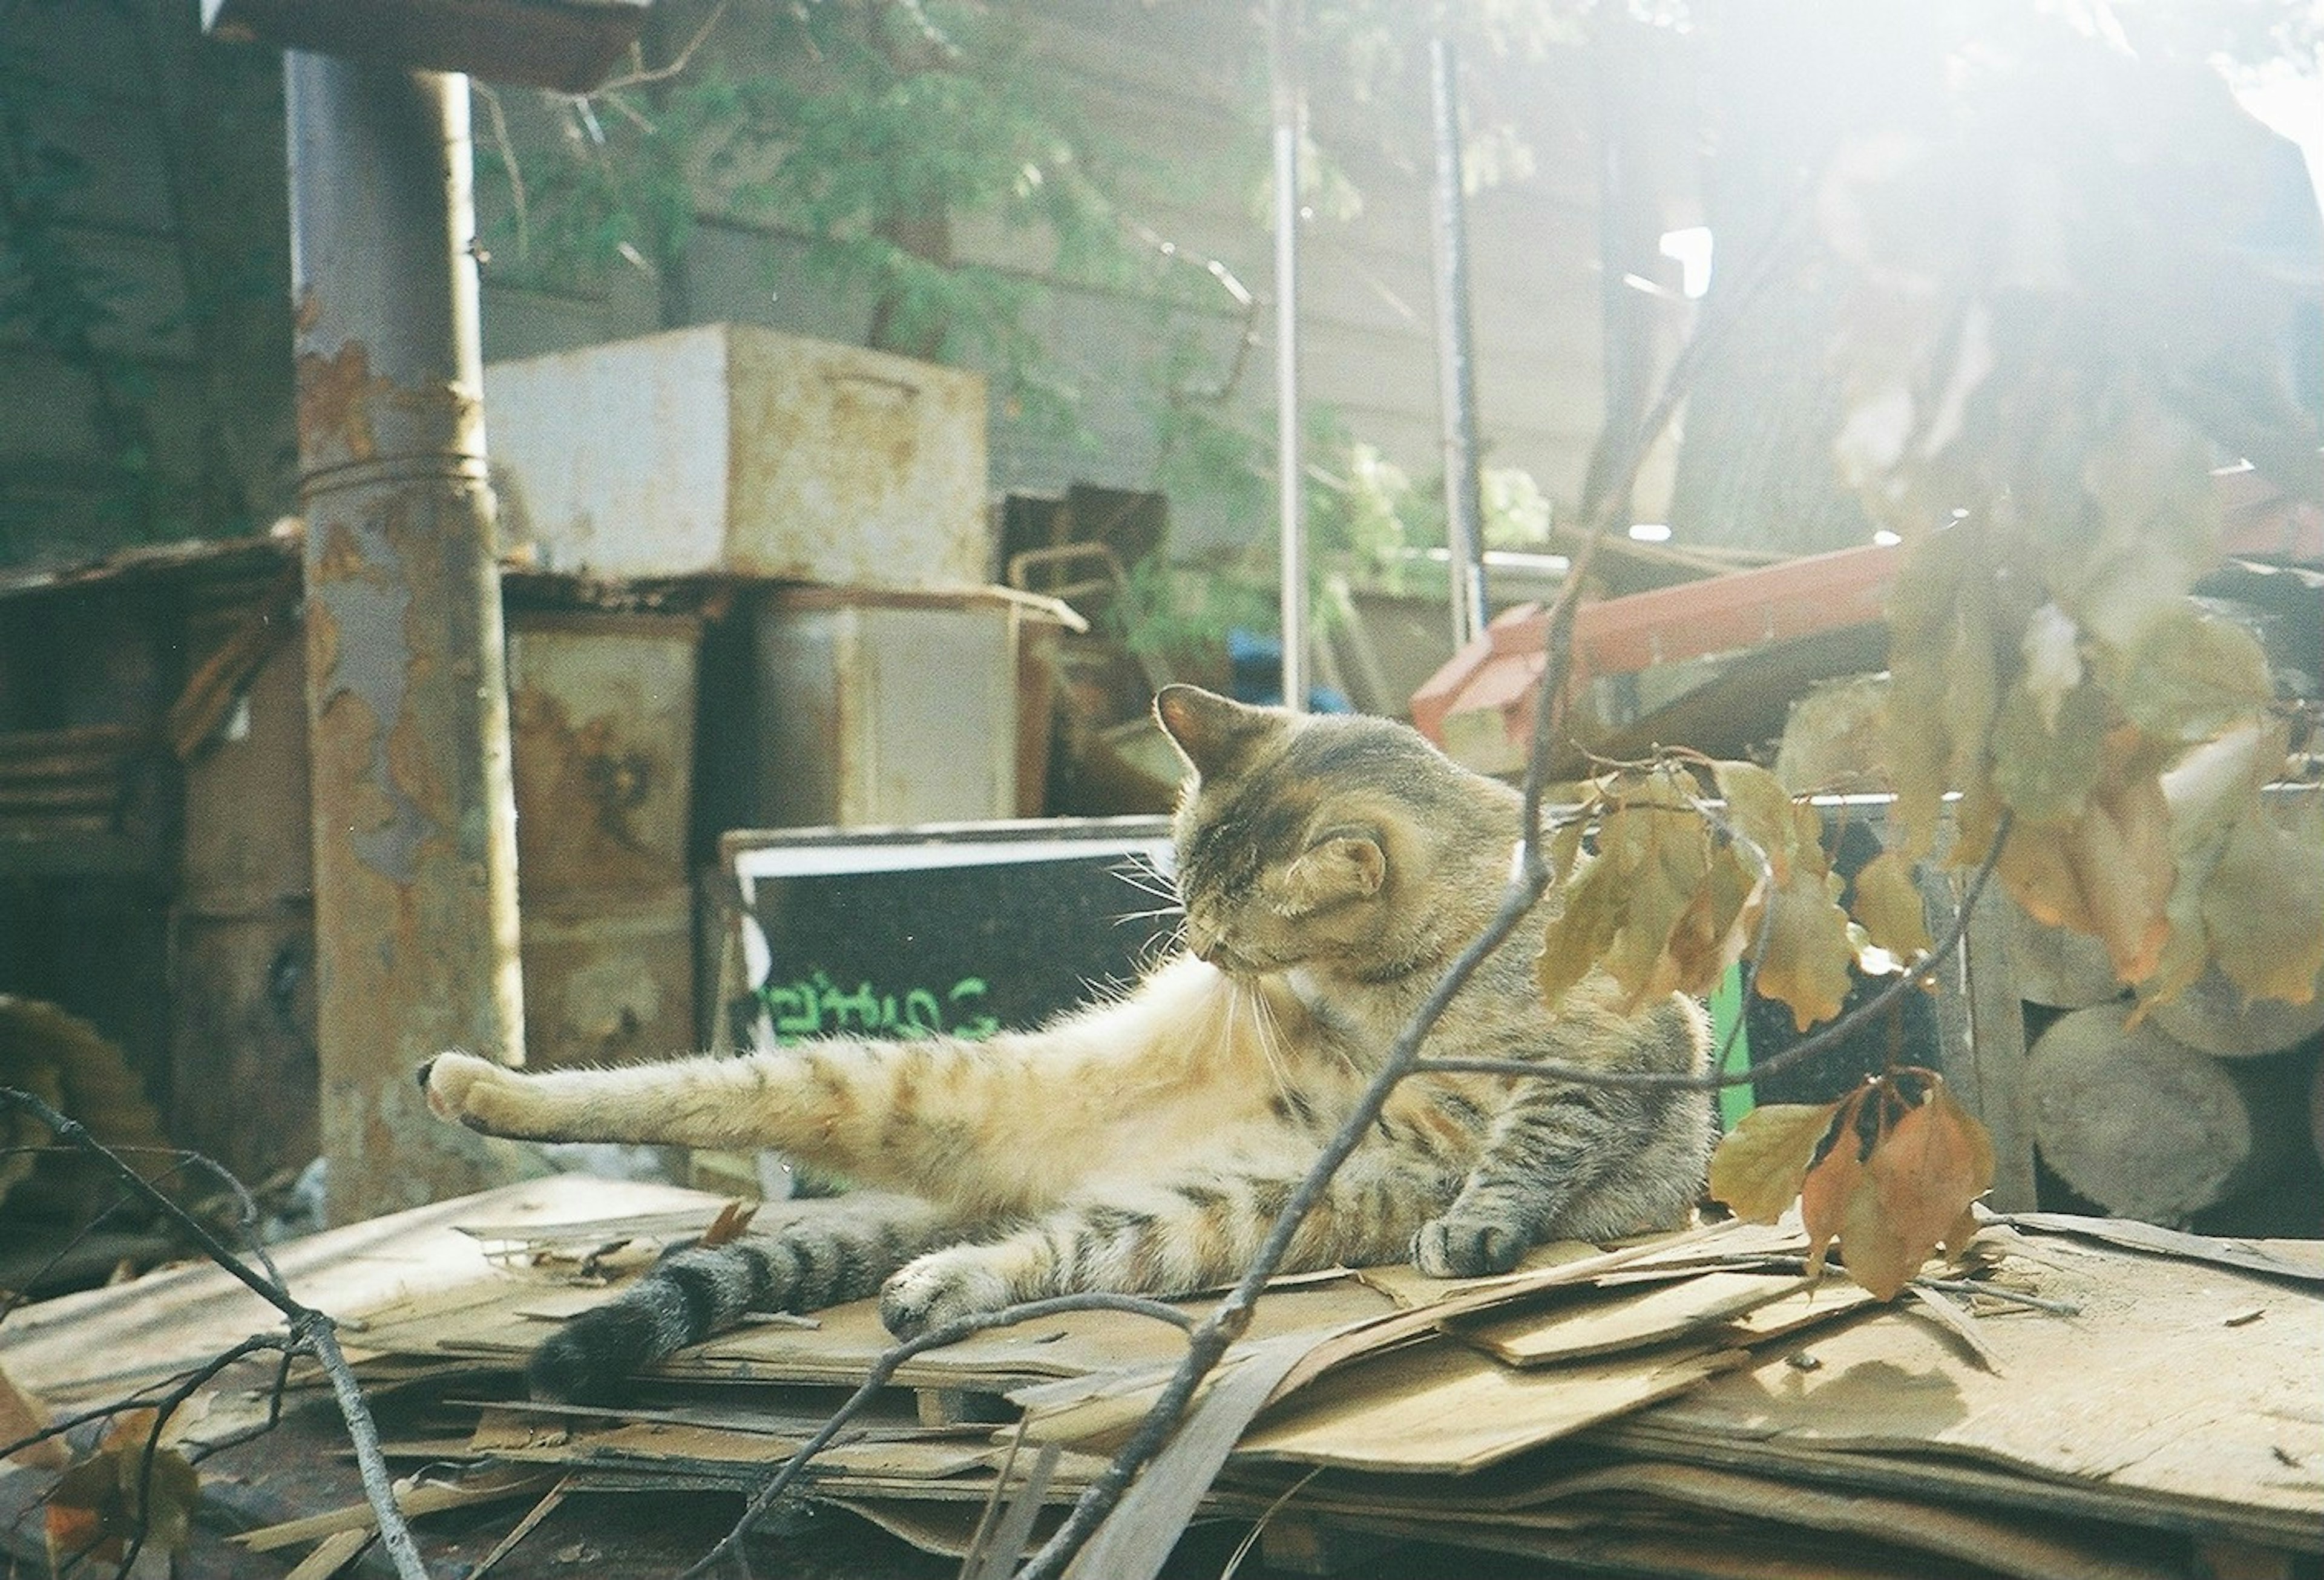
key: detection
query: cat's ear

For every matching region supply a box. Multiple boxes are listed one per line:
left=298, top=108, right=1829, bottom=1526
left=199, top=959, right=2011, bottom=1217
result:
left=1154, top=684, right=1280, bottom=779
left=1284, top=830, right=1386, bottom=914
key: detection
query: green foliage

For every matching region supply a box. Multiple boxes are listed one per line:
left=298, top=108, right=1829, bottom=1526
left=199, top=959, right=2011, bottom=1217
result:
left=0, top=25, right=163, bottom=552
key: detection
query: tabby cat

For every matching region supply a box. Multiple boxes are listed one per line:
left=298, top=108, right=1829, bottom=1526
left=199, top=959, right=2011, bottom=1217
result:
left=421, top=684, right=1713, bottom=1401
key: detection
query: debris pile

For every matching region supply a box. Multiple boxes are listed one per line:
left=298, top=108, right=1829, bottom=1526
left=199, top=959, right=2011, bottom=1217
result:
left=3, top=1176, right=2319, bottom=1580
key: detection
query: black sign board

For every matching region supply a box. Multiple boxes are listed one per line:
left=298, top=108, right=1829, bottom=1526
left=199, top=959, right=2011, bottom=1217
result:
left=720, top=818, right=1178, bottom=1051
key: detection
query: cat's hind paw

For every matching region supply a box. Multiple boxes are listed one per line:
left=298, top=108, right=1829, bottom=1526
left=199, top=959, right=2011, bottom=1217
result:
left=879, top=1253, right=1013, bottom=1340
left=1413, top=1213, right=1529, bottom=1279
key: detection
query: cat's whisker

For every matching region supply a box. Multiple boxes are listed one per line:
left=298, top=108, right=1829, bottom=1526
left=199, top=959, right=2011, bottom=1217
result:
left=1111, top=904, right=1186, bottom=925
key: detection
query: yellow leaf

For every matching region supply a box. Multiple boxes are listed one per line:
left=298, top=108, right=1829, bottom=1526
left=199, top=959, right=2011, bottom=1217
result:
left=2120, top=603, right=2274, bottom=744
left=1707, top=1102, right=1841, bottom=1224
left=1990, top=678, right=2110, bottom=826
left=1538, top=853, right=1624, bottom=1011
left=1756, top=868, right=1857, bottom=1033
left=2201, top=794, right=2324, bottom=1006
left=1850, top=850, right=1933, bottom=960
left=1713, top=760, right=1800, bottom=883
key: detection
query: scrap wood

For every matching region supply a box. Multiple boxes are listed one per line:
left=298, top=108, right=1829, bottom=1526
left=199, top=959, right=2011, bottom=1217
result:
left=1448, top=1268, right=1838, bottom=1367
left=1996, top=1212, right=2324, bottom=1284
left=279, top=1527, right=372, bottom=1580
left=1608, top=1238, right=2324, bottom=1552
left=0, top=1176, right=710, bottom=1405
left=233, top=1464, right=558, bottom=1552
left=1234, top=1339, right=1746, bottom=1475
left=1213, top=1460, right=2185, bottom=1580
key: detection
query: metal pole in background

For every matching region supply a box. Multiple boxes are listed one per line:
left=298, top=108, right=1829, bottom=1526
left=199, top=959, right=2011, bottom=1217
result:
left=287, top=54, right=527, bottom=1221
left=1430, top=33, right=1489, bottom=650
left=1267, top=0, right=1308, bottom=712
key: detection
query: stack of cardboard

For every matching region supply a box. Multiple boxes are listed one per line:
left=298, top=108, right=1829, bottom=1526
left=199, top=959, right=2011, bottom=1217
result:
left=3, top=1176, right=2318, bottom=1580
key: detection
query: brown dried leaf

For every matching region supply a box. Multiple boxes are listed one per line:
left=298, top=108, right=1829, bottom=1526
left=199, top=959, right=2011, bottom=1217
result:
left=1837, top=1167, right=1926, bottom=1302
left=1756, top=868, right=1857, bottom=1033
left=1866, top=1081, right=1995, bottom=1263
left=700, top=1201, right=760, bottom=1249
left=1850, top=850, right=1934, bottom=961
left=44, top=1411, right=201, bottom=1566
left=1707, top=1101, right=1841, bottom=1224
left=1667, top=841, right=1766, bottom=998
left=1800, top=1093, right=1868, bottom=1282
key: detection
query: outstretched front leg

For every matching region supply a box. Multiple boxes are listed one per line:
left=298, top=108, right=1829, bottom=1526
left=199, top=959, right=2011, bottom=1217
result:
left=423, top=1024, right=1133, bottom=1214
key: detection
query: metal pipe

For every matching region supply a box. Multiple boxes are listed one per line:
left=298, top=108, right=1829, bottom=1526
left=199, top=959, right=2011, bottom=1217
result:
left=1267, top=0, right=1308, bottom=712
left=1430, top=33, right=1489, bottom=650
left=287, top=54, right=525, bottom=1221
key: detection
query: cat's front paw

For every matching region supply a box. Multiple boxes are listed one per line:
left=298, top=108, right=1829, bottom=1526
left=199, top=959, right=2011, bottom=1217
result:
left=419, top=1051, right=517, bottom=1133
left=1413, top=1212, right=1529, bottom=1279
left=879, top=1252, right=1013, bottom=1340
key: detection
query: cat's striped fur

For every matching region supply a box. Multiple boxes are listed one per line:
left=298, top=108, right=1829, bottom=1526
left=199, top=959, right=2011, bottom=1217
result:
left=421, top=684, right=1713, bottom=1402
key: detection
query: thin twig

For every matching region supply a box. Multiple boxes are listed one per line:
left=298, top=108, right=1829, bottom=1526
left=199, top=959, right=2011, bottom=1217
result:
left=591, top=0, right=734, bottom=93
left=1912, top=1277, right=2081, bottom=1318
left=0, top=1089, right=432, bottom=1580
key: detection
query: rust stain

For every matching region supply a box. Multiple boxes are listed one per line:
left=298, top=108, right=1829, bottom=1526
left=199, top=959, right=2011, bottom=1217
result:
left=297, top=339, right=391, bottom=461
left=509, top=686, right=669, bottom=893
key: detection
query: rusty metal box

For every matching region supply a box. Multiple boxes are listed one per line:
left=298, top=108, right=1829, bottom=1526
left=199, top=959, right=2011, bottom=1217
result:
left=520, top=890, right=697, bottom=1069
left=753, top=588, right=1032, bottom=828
left=507, top=609, right=700, bottom=893
left=485, top=325, right=992, bottom=589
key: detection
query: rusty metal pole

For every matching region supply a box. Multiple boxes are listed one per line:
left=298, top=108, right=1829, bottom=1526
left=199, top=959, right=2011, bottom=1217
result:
left=287, top=53, right=527, bottom=1221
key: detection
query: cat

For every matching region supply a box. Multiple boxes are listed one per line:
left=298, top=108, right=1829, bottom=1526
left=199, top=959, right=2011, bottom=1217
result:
left=421, top=683, right=1714, bottom=1402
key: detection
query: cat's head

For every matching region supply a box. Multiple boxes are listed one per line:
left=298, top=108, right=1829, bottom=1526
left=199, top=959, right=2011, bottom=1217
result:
left=1152, top=684, right=1512, bottom=978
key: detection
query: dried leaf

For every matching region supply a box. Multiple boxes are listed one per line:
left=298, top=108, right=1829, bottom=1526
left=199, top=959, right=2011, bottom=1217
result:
left=1538, top=851, right=1625, bottom=1011
left=1707, top=1102, right=1841, bottom=1224
left=2019, top=602, right=2083, bottom=732
left=1712, top=761, right=1800, bottom=883
left=1800, top=1095, right=1868, bottom=1282
left=2200, top=795, right=2324, bottom=1006
left=1866, top=1081, right=1995, bottom=1262
left=1837, top=1164, right=1925, bottom=1301
left=1756, top=868, right=1857, bottom=1032
left=2119, top=603, right=2274, bottom=744
left=44, top=1411, right=201, bottom=1566
left=1, top=1363, right=68, bottom=1470
left=700, top=1201, right=760, bottom=1249
left=1850, top=850, right=1934, bottom=960
left=2069, top=738, right=2176, bottom=984
left=2143, top=722, right=2295, bottom=1008
left=1667, top=841, right=1766, bottom=996
left=1989, top=678, right=2110, bottom=827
